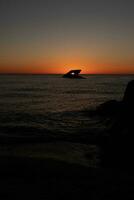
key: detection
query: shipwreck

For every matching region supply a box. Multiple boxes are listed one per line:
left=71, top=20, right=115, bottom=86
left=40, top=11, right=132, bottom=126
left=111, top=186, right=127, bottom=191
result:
left=63, top=70, right=85, bottom=79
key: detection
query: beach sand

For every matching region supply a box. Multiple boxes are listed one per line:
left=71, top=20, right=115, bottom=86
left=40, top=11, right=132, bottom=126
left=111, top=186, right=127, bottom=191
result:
left=0, top=140, right=134, bottom=199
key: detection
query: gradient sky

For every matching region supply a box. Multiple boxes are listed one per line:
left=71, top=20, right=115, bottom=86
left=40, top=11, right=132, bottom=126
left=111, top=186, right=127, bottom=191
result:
left=0, top=0, right=134, bottom=74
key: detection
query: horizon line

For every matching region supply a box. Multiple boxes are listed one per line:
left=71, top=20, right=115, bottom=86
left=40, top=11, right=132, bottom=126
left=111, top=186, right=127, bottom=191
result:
left=0, top=73, right=134, bottom=76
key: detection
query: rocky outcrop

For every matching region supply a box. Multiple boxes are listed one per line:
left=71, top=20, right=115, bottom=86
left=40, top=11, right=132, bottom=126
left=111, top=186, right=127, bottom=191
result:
left=96, top=80, right=134, bottom=169
left=123, top=80, right=134, bottom=103
left=123, top=80, right=134, bottom=112
left=96, top=100, right=121, bottom=116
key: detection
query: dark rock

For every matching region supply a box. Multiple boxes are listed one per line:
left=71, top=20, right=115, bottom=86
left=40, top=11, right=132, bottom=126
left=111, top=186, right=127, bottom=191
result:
left=123, top=80, right=134, bottom=103
left=96, top=100, right=121, bottom=116
left=97, top=80, right=134, bottom=169
left=123, top=80, right=134, bottom=110
left=95, top=79, right=134, bottom=117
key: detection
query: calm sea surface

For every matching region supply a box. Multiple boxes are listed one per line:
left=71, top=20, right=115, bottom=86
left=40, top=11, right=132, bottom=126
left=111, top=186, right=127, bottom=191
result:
left=0, top=74, right=134, bottom=135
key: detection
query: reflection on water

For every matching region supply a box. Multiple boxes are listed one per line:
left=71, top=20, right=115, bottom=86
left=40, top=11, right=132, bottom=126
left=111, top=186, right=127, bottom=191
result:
left=0, top=74, right=134, bottom=134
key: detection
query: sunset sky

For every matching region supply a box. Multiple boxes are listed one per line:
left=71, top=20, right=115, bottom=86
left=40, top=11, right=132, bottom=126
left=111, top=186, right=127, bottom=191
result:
left=0, top=0, right=134, bottom=74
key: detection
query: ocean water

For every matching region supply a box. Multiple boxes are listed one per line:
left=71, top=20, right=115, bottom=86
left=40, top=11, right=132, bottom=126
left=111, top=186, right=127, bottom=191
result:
left=0, top=74, right=134, bottom=137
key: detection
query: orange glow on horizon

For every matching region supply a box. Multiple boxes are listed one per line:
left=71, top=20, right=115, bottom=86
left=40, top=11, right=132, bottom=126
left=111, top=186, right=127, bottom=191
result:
left=0, top=62, right=134, bottom=74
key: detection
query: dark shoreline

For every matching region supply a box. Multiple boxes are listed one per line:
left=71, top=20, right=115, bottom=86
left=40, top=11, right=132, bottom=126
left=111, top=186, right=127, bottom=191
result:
left=0, top=117, right=133, bottom=199
left=0, top=153, right=133, bottom=199
left=0, top=79, right=134, bottom=199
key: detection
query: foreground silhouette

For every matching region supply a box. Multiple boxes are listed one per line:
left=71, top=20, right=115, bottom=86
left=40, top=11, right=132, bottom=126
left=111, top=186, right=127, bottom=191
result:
left=63, top=69, right=85, bottom=79
left=94, top=80, right=134, bottom=169
left=0, top=80, right=134, bottom=199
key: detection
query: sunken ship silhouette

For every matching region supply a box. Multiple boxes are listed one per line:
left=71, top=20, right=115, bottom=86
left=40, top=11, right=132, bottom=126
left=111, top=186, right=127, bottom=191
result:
left=63, top=70, right=85, bottom=79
